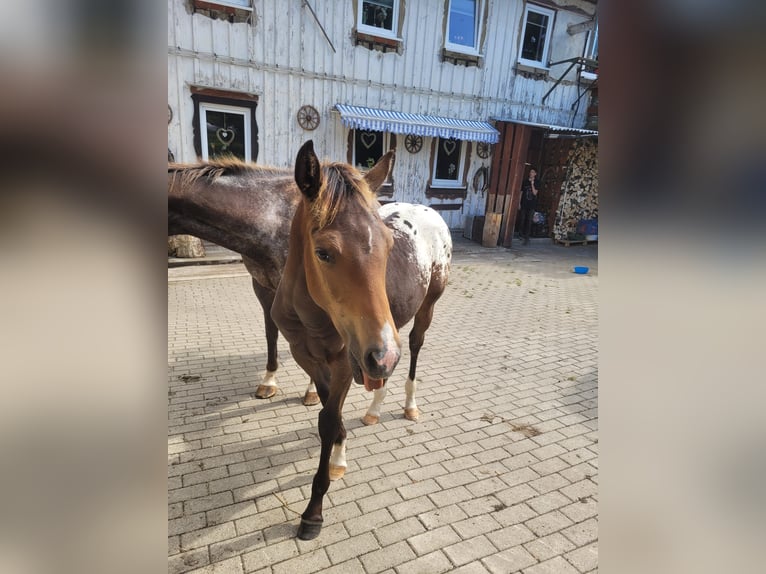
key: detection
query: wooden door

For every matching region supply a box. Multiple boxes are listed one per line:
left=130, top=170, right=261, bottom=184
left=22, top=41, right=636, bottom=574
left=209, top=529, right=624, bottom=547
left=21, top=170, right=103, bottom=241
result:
left=486, top=122, right=533, bottom=247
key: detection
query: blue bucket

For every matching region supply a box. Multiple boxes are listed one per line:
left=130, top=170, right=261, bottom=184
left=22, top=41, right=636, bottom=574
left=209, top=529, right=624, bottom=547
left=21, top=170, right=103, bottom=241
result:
left=573, top=266, right=589, bottom=274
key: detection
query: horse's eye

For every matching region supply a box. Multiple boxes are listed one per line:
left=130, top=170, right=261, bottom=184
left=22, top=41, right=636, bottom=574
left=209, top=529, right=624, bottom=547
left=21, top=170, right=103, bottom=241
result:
left=315, top=249, right=332, bottom=263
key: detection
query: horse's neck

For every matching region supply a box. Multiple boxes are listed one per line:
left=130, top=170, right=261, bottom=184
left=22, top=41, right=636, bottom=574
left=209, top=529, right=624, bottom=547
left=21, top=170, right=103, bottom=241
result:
left=169, top=171, right=297, bottom=259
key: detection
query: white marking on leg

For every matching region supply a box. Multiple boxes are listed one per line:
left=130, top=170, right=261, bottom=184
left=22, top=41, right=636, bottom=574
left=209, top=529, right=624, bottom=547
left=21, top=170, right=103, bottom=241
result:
left=305, top=380, right=316, bottom=395
left=404, top=376, right=417, bottom=411
left=365, top=386, right=387, bottom=419
left=261, top=370, right=278, bottom=387
left=330, top=439, right=347, bottom=469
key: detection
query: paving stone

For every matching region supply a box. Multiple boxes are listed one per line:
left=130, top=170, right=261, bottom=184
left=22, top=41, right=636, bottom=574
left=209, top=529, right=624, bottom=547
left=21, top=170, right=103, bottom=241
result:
left=561, top=517, right=598, bottom=546
left=395, top=550, right=454, bottom=574
left=482, top=545, right=537, bottom=573
left=564, top=541, right=598, bottom=572
left=521, top=555, right=580, bottom=574
left=524, top=532, right=576, bottom=562
left=408, top=525, right=461, bottom=556
left=186, top=557, right=244, bottom=574
left=359, top=540, right=416, bottom=573
left=443, top=535, right=498, bottom=567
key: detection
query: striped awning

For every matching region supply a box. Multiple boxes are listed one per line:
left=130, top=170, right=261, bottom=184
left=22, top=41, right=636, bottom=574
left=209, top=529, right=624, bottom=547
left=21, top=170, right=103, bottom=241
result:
left=334, top=104, right=500, bottom=144
left=492, top=117, right=598, bottom=136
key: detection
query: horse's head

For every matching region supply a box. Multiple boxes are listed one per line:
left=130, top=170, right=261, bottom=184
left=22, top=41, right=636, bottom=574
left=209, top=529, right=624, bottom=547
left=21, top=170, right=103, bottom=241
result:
left=294, top=140, right=400, bottom=391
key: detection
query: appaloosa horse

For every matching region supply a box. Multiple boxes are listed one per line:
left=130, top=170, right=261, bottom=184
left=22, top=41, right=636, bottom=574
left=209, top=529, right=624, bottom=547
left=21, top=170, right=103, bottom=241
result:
left=168, top=155, right=447, bottom=424
left=271, top=141, right=451, bottom=539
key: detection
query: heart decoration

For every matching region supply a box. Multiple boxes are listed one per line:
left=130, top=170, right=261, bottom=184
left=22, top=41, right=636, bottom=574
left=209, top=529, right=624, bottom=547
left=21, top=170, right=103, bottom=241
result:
left=442, top=139, right=457, bottom=155
left=216, top=128, right=235, bottom=145
left=360, top=132, right=377, bottom=149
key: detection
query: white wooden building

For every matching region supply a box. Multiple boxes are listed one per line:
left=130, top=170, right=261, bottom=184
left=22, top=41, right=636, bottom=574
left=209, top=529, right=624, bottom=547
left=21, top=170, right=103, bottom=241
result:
left=168, top=0, right=598, bottom=230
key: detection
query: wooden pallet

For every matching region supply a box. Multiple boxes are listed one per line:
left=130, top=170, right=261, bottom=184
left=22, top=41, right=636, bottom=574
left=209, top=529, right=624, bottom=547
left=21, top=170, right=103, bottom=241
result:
left=554, top=238, right=598, bottom=247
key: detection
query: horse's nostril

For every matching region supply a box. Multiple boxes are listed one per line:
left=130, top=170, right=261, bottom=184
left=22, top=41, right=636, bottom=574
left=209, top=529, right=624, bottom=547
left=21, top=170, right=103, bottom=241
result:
left=365, top=346, right=399, bottom=376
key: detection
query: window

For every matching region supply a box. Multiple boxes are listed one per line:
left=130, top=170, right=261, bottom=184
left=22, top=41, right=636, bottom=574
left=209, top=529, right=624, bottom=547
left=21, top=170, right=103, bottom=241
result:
left=204, top=0, right=251, bottom=8
left=431, top=137, right=466, bottom=187
left=519, top=4, right=555, bottom=68
left=353, top=129, right=388, bottom=171
left=446, top=0, right=483, bottom=55
left=191, top=88, right=258, bottom=162
left=586, top=20, right=598, bottom=61
left=200, top=103, right=251, bottom=161
left=357, top=0, right=400, bottom=40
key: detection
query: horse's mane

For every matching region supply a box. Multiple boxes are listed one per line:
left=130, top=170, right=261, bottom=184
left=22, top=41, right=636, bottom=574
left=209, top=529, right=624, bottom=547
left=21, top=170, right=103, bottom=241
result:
left=168, top=157, right=289, bottom=188
left=311, top=163, right=376, bottom=230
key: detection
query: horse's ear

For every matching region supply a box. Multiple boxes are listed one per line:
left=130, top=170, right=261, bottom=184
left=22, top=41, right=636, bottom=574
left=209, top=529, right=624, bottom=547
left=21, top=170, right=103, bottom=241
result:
left=364, top=150, right=395, bottom=193
left=295, top=140, right=323, bottom=200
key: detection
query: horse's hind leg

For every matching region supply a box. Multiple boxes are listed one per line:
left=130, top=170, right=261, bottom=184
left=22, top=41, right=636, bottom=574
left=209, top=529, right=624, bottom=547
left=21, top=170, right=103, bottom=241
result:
left=402, top=289, right=444, bottom=421
left=251, top=280, right=280, bottom=399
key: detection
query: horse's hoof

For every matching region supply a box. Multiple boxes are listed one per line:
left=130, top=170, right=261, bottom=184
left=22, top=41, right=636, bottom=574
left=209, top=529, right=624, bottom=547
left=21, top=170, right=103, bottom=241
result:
left=297, top=518, right=323, bottom=540
left=361, top=414, right=379, bottom=426
left=302, top=391, right=320, bottom=406
left=329, top=464, right=346, bottom=481
left=254, top=385, right=277, bottom=399
left=404, top=407, right=419, bottom=421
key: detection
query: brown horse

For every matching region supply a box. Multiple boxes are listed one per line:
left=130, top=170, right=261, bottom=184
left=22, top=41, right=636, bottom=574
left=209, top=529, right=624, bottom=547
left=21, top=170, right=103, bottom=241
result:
left=168, top=159, right=318, bottom=403
left=271, top=141, right=451, bottom=539
left=168, top=156, right=447, bottom=424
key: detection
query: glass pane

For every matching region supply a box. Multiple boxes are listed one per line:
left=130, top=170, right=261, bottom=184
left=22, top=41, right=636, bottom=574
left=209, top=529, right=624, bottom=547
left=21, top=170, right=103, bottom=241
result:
left=361, top=0, right=395, bottom=31
left=449, top=0, right=476, bottom=47
left=205, top=110, right=246, bottom=160
left=435, top=138, right=462, bottom=181
left=354, top=130, right=385, bottom=170
left=521, top=11, right=549, bottom=62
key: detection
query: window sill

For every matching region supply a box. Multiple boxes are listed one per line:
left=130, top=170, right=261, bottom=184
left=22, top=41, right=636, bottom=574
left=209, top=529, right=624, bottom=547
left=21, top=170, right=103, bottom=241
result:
left=426, top=185, right=468, bottom=200
left=191, top=1, right=252, bottom=23
left=441, top=48, right=483, bottom=68
left=515, top=62, right=550, bottom=80
left=355, top=31, right=402, bottom=54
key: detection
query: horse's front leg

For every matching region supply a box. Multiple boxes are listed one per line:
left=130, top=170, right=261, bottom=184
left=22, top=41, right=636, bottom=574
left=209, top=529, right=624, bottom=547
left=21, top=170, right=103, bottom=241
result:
left=298, top=375, right=351, bottom=540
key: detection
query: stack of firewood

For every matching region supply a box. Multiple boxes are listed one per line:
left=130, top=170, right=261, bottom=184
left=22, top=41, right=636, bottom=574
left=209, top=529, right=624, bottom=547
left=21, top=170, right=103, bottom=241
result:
left=553, top=139, right=598, bottom=241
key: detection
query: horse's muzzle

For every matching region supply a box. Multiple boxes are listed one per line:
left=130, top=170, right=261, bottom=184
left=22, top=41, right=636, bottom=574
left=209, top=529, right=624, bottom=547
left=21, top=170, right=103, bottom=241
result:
left=364, top=345, right=400, bottom=380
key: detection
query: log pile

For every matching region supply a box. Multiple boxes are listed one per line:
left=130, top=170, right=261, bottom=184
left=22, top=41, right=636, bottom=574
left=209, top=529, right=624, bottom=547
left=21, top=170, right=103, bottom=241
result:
left=553, top=138, right=598, bottom=241
left=168, top=235, right=206, bottom=258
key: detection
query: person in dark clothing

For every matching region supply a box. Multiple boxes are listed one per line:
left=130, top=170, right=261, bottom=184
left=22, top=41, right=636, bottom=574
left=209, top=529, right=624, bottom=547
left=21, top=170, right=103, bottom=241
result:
left=518, top=168, right=541, bottom=245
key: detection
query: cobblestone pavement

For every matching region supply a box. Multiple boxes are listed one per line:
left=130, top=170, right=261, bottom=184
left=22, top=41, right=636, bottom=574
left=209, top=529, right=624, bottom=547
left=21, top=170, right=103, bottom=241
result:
left=168, top=236, right=598, bottom=574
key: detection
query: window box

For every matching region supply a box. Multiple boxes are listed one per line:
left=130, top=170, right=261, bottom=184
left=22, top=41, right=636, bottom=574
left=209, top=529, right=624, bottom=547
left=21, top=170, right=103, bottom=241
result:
left=354, top=31, right=402, bottom=54
left=440, top=48, right=483, bottom=68
left=191, top=1, right=252, bottom=23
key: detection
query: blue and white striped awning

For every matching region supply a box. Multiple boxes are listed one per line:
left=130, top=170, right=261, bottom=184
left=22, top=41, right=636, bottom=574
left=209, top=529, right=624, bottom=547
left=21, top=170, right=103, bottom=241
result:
left=334, top=104, right=500, bottom=144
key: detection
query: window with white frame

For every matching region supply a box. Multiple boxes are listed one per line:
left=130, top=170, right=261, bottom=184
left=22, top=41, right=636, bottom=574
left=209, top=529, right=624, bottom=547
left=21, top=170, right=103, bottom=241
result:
left=446, top=0, right=483, bottom=54
left=208, top=0, right=251, bottom=9
left=357, top=0, right=400, bottom=40
left=191, top=88, right=258, bottom=162
left=352, top=129, right=389, bottom=171
left=519, top=4, right=555, bottom=68
left=432, top=137, right=466, bottom=187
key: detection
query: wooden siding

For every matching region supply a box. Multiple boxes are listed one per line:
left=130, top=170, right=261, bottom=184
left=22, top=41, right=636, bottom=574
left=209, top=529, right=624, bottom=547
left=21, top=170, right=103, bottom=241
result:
left=168, top=0, right=597, bottom=228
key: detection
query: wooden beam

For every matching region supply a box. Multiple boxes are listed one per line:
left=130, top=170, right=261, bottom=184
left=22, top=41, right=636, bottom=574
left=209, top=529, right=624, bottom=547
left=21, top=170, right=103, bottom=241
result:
left=567, top=19, right=595, bottom=35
